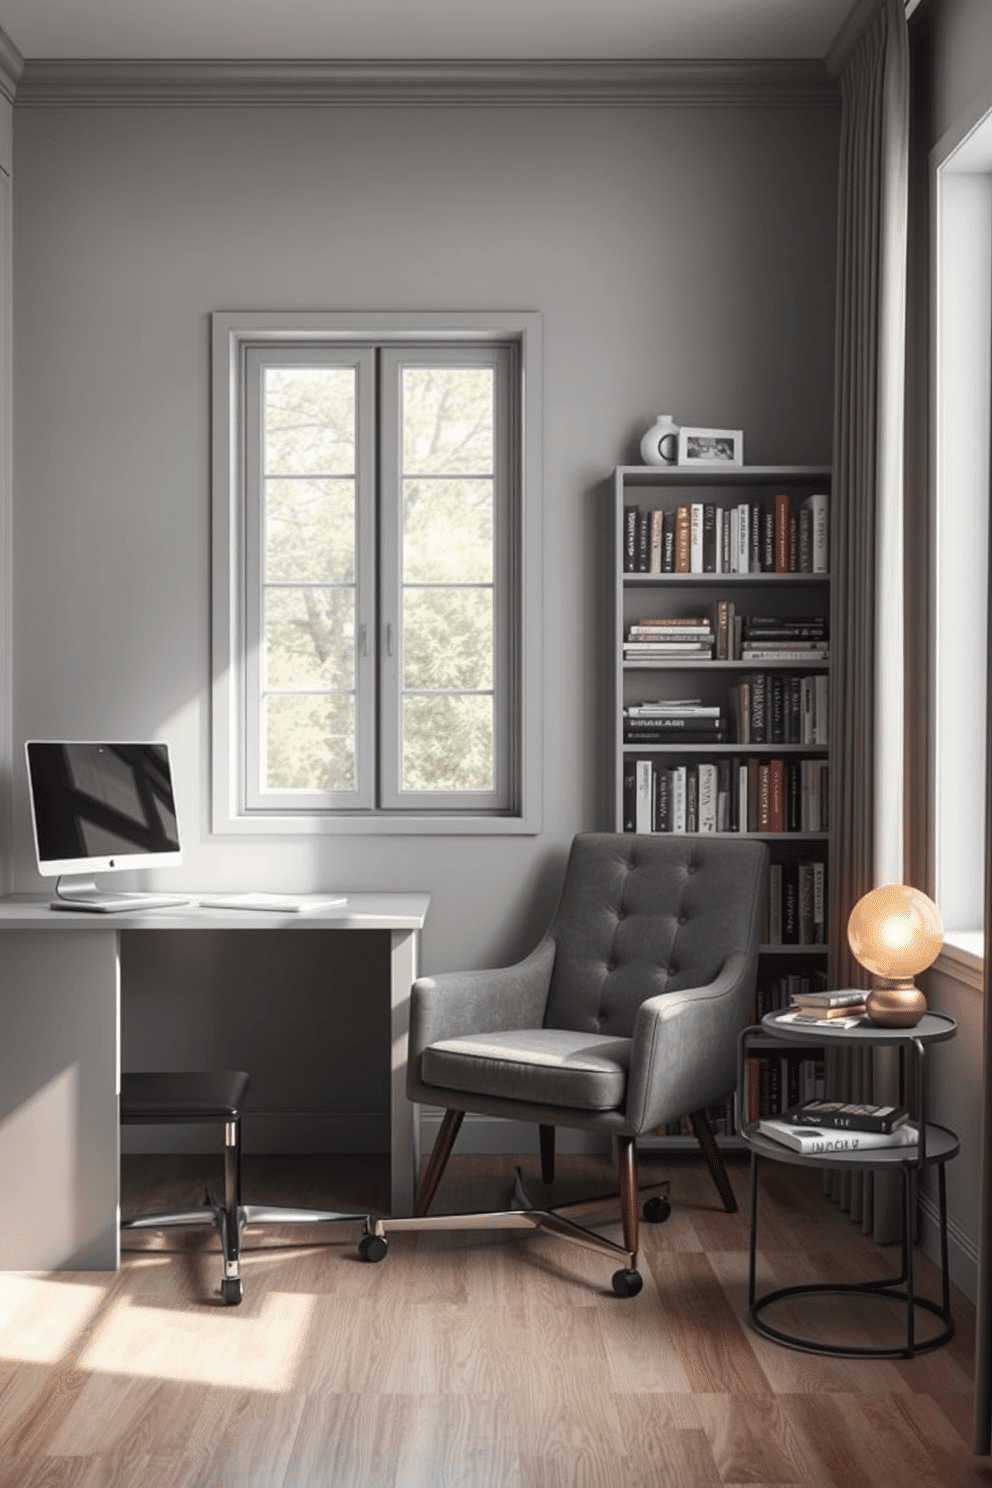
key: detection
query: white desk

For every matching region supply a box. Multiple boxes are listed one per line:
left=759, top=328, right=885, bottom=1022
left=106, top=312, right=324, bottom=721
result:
left=0, top=893, right=429, bottom=1270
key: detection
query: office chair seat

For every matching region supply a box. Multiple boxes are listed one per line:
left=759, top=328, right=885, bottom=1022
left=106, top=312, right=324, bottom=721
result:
left=121, top=1070, right=370, bottom=1306
left=121, top=1071, right=250, bottom=1123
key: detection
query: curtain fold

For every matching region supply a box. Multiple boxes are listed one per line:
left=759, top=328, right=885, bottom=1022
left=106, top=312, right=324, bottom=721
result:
left=825, top=0, right=909, bottom=1243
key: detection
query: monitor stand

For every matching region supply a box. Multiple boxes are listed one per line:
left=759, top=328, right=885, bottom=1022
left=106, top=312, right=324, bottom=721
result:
left=49, top=876, right=189, bottom=914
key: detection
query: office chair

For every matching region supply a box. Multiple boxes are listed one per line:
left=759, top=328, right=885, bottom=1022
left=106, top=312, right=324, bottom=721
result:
left=121, top=1070, right=369, bottom=1305
left=362, top=833, right=768, bottom=1296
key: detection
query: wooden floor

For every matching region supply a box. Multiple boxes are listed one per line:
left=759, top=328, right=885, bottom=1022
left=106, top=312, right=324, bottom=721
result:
left=0, top=1150, right=989, bottom=1487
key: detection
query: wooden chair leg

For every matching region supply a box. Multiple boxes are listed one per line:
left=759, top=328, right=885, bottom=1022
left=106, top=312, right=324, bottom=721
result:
left=414, top=1108, right=465, bottom=1217
left=539, top=1124, right=555, bottom=1185
left=687, top=1108, right=737, bottom=1213
left=617, top=1134, right=639, bottom=1259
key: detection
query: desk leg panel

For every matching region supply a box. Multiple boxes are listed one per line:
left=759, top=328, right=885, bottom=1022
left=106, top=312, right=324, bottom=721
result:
left=390, top=928, right=419, bottom=1218
left=0, top=929, right=119, bottom=1270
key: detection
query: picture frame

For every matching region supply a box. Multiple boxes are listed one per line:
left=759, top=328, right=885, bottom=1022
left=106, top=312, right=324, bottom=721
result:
left=677, top=426, right=744, bottom=467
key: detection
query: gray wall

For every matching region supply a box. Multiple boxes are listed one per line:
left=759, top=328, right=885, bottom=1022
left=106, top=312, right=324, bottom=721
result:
left=12, top=97, right=838, bottom=1133
left=911, top=0, right=992, bottom=1302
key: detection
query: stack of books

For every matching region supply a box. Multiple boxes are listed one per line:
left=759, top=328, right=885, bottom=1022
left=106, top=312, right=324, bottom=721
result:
left=623, top=616, right=714, bottom=661
left=623, top=701, right=727, bottom=745
left=740, top=615, right=829, bottom=664
left=759, top=1100, right=916, bottom=1155
left=785, top=989, right=866, bottom=1023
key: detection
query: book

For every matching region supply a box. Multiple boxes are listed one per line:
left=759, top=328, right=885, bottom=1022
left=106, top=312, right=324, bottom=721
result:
left=790, top=1002, right=865, bottom=1021
left=635, top=759, right=652, bottom=833
left=790, top=988, right=861, bottom=1010
left=781, top=1100, right=909, bottom=1134
left=649, top=509, right=664, bottom=572
left=656, top=767, right=672, bottom=832
left=750, top=673, right=767, bottom=743
left=703, top=503, right=717, bottom=572
left=782, top=862, right=799, bottom=943
left=761, top=508, right=775, bottom=571
left=805, top=493, right=829, bottom=573
left=686, top=765, right=698, bottom=832
left=749, top=501, right=762, bottom=572
left=768, top=862, right=782, bottom=943
left=671, top=766, right=687, bottom=833
left=629, top=615, right=712, bottom=628
left=769, top=757, right=784, bottom=832
left=698, top=762, right=717, bottom=832
left=716, top=600, right=730, bottom=660
left=662, top=511, right=675, bottom=571
left=623, top=506, right=638, bottom=572
left=798, top=506, right=813, bottom=572
left=622, top=759, right=636, bottom=832
left=690, top=503, right=704, bottom=573
left=757, top=1118, right=918, bottom=1155
left=635, top=509, right=650, bottom=572
left=774, top=492, right=791, bottom=572
left=736, top=503, right=750, bottom=574
left=674, top=505, right=691, bottom=572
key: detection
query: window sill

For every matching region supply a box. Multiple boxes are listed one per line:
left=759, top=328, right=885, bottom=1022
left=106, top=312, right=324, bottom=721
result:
left=935, top=931, right=984, bottom=990
left=212, top=810, right=541, bottom=837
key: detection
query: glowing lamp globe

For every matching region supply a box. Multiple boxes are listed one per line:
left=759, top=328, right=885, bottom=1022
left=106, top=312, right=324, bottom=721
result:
left=847, top=884, right=943, bottom=1027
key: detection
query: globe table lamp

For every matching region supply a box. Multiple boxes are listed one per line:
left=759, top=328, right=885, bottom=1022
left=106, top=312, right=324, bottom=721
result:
left=847, top=884, right=944, bottom=1027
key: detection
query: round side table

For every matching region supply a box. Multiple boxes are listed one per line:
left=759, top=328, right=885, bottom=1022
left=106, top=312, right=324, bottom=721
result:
left=737, top=1009, right=959, bottom=1359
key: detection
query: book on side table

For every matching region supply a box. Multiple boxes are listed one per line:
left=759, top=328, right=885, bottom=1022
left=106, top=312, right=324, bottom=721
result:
left=757, top=1117, right=918, bottom=1155
left=781, top=1099, right=909, bottom=1134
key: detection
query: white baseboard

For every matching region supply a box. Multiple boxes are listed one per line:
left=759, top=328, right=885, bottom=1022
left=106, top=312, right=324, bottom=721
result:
left=919, top=1188, right=978, bottom=1305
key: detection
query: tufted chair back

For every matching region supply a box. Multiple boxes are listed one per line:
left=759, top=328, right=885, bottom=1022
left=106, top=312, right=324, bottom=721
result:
left=543, top=833, right=768, bottom=1039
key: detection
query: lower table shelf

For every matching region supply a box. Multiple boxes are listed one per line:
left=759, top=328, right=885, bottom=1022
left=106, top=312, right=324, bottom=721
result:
left=743, top=1121, right=959, bottom=1358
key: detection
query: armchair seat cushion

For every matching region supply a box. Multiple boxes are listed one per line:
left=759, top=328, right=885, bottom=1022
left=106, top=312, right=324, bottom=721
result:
left=421, top=1029, right=631, bottom=1111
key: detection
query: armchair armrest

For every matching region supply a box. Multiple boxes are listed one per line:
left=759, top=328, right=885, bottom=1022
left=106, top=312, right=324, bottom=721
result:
left=624, top=950, right=757, bottom=1133
left=407, top=937, right=557, bottom=1089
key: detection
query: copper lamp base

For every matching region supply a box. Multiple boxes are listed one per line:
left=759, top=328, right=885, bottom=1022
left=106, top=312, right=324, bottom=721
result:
left=864, top=977, right=927, bottom=1028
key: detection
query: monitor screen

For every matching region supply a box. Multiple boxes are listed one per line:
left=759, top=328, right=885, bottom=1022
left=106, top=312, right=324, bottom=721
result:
left=25, top=741, right=182, bottom=877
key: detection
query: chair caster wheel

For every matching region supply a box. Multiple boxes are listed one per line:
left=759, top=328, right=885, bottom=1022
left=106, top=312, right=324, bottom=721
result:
left=612, top=1268, right=643, bottom=1298
left=221, top=1277, right=243, bottom=1306
left=359, top=1233, right=388, bottom=1263
left=643, top=1196, right=672, bottom=1224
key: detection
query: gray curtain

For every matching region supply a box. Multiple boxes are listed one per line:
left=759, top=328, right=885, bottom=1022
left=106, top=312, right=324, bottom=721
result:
left=825, top=0, right=909, bottom=1242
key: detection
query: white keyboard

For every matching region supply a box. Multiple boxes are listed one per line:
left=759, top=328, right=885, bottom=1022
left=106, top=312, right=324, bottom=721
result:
left=50, top=892, right=192, bottom=914
left=195, top=892, right=347, bottom=914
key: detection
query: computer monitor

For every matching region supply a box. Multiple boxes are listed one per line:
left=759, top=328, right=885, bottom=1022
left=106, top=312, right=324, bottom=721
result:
left=25, top=742, right=182, bottom=895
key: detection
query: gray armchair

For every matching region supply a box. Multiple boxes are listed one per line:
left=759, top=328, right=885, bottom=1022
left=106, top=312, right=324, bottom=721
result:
left=366, top=833, right=768, bottom=1295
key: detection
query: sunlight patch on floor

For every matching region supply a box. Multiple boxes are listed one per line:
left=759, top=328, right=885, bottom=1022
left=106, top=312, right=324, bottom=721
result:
left=0, top=1275, right=107, bottom=1363
left=78, top=1290, right=316, bottom=1391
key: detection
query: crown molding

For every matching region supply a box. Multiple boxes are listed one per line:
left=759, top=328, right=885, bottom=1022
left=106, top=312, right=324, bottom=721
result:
left=15, top=57, right=838, bottom=109
left=0, top=26, right=24, bottom=105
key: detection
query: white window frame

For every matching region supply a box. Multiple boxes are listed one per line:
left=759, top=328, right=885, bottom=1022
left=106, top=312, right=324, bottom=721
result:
left=932, top=88, right=992, bottom=960
left=211, top=310, right=542, bottom=836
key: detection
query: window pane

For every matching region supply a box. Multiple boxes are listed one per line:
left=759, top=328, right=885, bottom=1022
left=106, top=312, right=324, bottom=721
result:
left=266, top=479, right=355, bottom=584
left=265, top=368, right=355, bottom=476
left=402, top=368, right=494, bottom=475
left=402, top=694, right=494, bottom=791
left=403, top=587, right=493, bottom=690
left=403, top=478, right=493, bottom=584
left=264, top=587, right=354, bottom=688
left=265, top=694, right=356, bottom=792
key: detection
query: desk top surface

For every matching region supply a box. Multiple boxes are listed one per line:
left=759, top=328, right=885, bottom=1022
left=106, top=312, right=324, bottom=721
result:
left=0, top=892, right=430, bottom=932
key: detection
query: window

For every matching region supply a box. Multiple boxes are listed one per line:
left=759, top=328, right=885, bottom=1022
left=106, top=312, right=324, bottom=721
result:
left=212, top=313, right=541, bottom=834
left=933, top=97, right=992, bottom=954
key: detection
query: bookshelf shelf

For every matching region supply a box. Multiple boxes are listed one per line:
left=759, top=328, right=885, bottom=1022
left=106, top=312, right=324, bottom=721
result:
left=623, top=571, right=829, bottom=586
left=623, top=743, right=828, bottom=756
left=623, top=659, right=829, bottom=670
left=611, top=461, right=832, bottom=1149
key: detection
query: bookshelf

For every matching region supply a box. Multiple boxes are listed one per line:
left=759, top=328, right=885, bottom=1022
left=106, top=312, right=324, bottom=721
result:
left=611, top=464, right=832, bottom=1149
